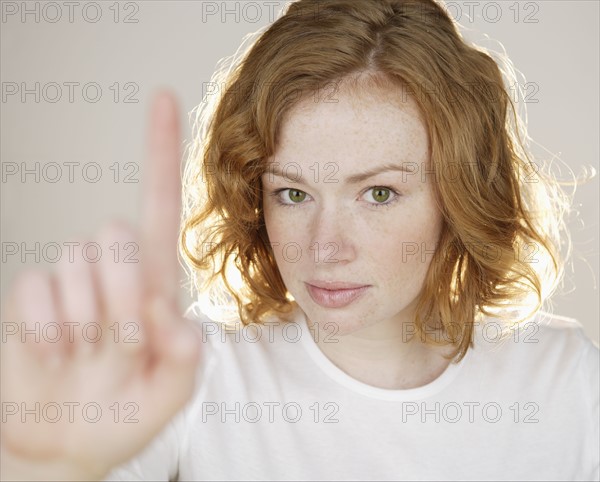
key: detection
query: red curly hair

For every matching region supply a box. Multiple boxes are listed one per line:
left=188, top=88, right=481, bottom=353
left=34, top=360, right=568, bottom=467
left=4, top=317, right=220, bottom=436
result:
left=180, top=0, right=571, bottom=362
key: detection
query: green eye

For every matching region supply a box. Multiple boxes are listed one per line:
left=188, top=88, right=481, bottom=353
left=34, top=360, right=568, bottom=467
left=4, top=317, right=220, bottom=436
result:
left=288, top=189, right=307, bottom=203
left=371, top=187, right=391, bottom=203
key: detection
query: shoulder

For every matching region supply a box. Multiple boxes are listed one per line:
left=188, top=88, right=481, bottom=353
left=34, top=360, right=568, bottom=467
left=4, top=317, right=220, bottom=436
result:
left=471, top=310, right=599, bottom=393
left=473, top=309, right=598, bottom=361
left=474, top=309, right=596, bottom=353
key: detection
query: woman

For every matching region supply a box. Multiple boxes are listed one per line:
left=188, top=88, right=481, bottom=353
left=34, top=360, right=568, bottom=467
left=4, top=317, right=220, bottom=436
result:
left=2, top=0, right=598, bottom=480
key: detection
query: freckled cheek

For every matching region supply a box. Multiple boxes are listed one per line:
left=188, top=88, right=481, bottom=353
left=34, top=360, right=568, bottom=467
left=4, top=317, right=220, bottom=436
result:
left=363, top=217, right=439, bottom=281
left=264, top=209, right=301, bottom=244
left=263, top=209, right=309, bottom=275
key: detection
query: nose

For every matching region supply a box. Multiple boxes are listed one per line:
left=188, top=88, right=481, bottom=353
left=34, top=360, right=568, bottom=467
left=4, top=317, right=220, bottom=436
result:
left=308, top=205, right=356, bottom=265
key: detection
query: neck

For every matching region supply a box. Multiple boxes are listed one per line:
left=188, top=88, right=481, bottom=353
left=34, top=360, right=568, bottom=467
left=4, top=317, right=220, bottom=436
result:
left=305, top=313, right=454, bottom=390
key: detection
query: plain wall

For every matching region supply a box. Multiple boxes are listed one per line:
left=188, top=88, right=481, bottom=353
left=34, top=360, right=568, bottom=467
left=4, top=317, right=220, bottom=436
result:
left=1, top=0, right=598, bottom=343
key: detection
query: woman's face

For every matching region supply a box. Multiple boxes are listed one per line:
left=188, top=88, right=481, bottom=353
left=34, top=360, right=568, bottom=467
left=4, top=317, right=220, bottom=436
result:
left=261, top=84, right=444, bottom=336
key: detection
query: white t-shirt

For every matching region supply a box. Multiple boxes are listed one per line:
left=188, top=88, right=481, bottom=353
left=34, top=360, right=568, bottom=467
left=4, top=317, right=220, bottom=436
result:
left=104, top=304, right=599, bottom=481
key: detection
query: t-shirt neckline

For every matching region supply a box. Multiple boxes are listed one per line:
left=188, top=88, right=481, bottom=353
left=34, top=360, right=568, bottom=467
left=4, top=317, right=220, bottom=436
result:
left=293, top=307, right=472, bottom=401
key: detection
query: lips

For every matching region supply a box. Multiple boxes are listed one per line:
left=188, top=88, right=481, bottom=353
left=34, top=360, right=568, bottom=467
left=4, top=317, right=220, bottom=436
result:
left=306, top=280, right=368, bottom=290
left=305, top=281, right=370, bottom=309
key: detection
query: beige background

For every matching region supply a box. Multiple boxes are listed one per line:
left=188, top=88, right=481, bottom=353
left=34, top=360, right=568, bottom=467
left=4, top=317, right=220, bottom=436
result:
left=1, top=0, right=598, bottom=343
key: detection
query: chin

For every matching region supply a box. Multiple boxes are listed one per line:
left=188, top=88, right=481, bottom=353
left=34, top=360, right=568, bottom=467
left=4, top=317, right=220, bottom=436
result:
left=297, top=300, right=380, bottom=338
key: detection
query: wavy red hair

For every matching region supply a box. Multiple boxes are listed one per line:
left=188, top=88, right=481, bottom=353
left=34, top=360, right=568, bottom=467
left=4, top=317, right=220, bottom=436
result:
left=180, top=0, right=572, bottom=362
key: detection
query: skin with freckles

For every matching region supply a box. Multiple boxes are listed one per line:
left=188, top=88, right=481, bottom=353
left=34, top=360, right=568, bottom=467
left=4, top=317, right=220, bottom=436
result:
left=261, top=81, right=455, bottom=389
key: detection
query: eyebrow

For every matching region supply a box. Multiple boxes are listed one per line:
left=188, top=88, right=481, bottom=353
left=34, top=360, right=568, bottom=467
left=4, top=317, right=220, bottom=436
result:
left=266, top=162, right=416, bottom=185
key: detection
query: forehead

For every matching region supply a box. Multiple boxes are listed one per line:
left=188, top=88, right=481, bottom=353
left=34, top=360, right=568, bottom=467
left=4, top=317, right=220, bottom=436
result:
left=270, top=83, right=430, bottom=168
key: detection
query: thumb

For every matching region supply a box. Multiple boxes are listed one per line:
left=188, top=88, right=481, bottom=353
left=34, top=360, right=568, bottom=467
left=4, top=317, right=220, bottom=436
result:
left=141, top=295, right=202, bottom=425
left=146, top=295, right=202, bottom=365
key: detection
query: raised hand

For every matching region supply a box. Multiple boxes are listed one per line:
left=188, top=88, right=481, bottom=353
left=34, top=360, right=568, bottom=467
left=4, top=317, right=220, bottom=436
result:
left=0, top=91, right=202, bottom=481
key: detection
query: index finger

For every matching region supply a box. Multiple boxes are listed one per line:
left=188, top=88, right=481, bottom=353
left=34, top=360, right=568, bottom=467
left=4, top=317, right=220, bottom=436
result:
left=140, top=90, right=183, bottom=305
